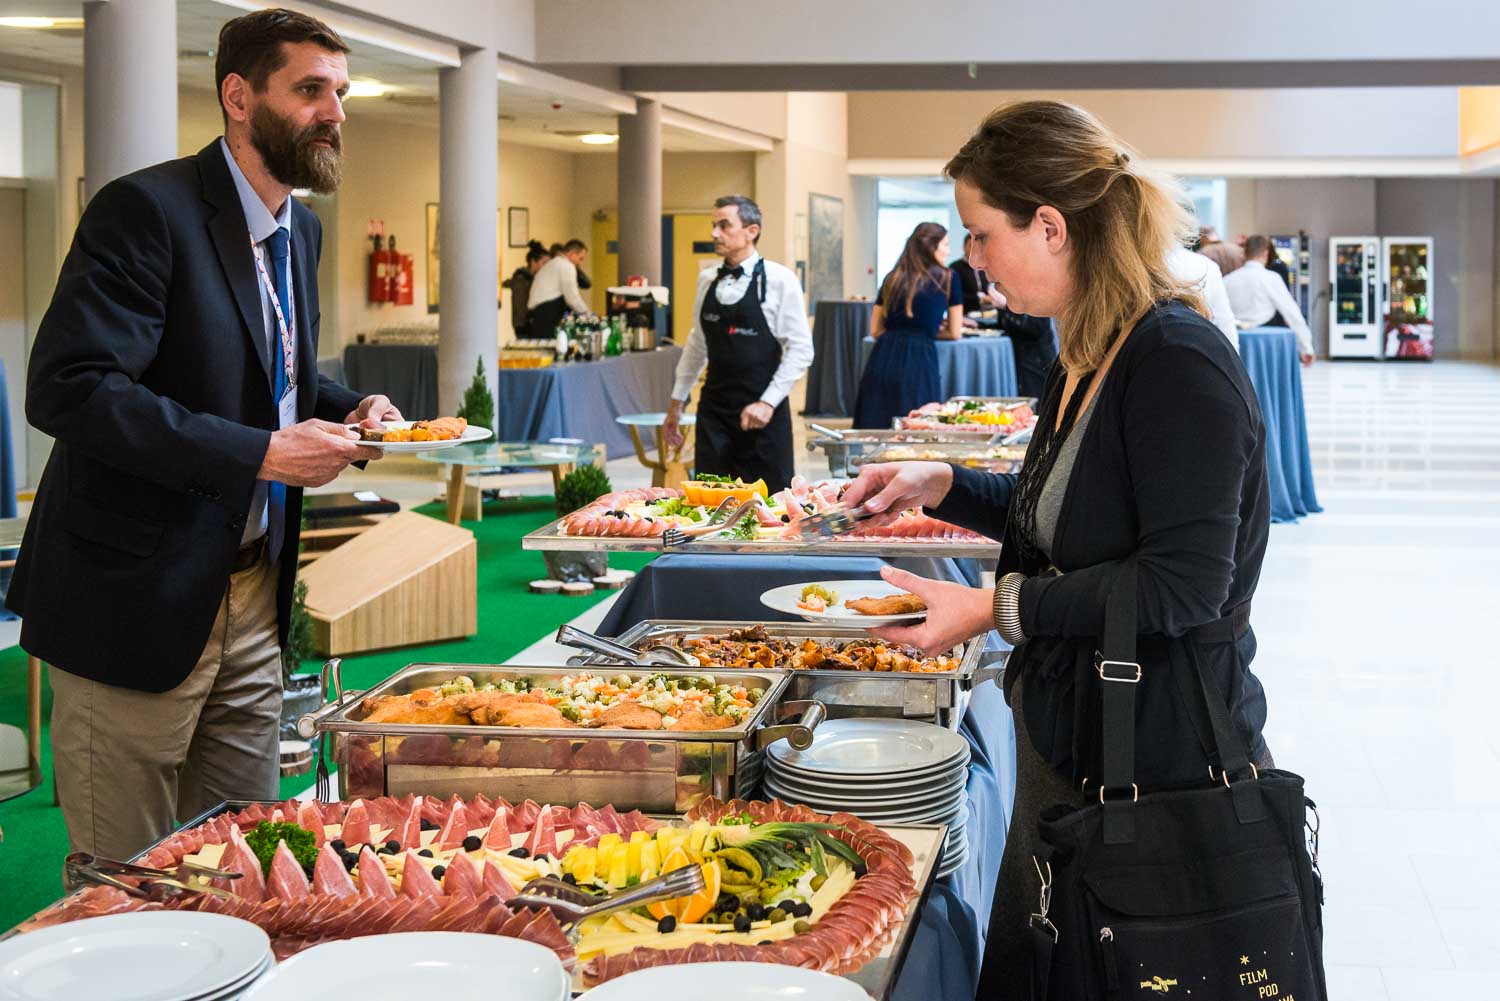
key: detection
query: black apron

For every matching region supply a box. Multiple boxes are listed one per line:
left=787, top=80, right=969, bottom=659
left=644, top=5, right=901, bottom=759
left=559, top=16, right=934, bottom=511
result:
left=694, top=259, right=795, bottom=493
left=527, top=296, right=567, bottom=340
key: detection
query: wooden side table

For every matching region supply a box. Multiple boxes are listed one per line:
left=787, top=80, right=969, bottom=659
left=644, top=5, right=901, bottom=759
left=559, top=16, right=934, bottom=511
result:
left=616, top=413, right=695, bottom=489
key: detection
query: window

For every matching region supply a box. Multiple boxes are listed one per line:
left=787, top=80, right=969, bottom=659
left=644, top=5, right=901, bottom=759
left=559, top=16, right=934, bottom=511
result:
left=875, top=178, right=962, bottom=284
left=1182, top=177, right=1227, bottom=240
left=0, top=81, right=22, bottom=177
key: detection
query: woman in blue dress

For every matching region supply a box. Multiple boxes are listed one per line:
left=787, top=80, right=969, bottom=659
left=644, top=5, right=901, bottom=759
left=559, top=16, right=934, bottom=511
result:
left=852, top=222, right=965, bottom=428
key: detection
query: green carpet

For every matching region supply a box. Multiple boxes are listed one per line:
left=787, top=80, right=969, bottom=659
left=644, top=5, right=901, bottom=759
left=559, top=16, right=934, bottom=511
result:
left=0, top=496, right=653, bottom=929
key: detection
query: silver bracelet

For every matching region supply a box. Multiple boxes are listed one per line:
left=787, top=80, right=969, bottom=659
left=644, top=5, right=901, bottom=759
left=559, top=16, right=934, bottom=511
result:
left=993, top=572, right=1026, bottom=646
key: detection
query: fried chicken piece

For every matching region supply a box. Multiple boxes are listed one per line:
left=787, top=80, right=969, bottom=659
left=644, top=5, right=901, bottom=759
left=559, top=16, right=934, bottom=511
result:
left=845, top=593, right=927, bottom=616
left=414, top=416, right=467, bottom=440
left=497, top=701, right=576, bottom=728
left=668, top=708, right=736, bottom=732
left=596, top=702, right=665, bottom=730
left=450, top=691, right=526, bottom=726
left=359, top=689, right=468, bottom=725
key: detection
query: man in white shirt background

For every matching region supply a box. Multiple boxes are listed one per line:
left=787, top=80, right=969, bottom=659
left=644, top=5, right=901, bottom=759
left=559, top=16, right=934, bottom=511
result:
left=663, top=195, right=814, bottom=492
left=1169, top=244, right=1239, bottom=351
left=1223, top=234, right=1316, bottom=366
left=526, top=238, right=590, bottom=339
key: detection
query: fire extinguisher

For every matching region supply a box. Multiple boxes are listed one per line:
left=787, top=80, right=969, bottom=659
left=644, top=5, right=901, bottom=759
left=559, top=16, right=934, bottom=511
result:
left=395, top=244, right=415, bottom=306
left=386, top=235, right=403, bottom=304
left=368, top=233, right=391, bottom=303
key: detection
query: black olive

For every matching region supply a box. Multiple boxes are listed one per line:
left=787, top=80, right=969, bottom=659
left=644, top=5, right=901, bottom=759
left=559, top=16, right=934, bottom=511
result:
left=778, top=899, right=797, bottom=913
left=757, top=940, right=773, bottom=946
left=532, top=853, right=550, bottom=863
left=780, top=515, right=790, bottom=523
left=746, top=904, right=767, bottom=921
left=420, top=819, right=439, bottom=832
left=509, top=847, right=530, bottom=858
left=733, top=915, right=752, bottom=933
left=656, top=915, right=677, bottom=933
left=717, top=893, right=739, bottom=911
left=330, top=839, right=346, bottom=852
left=342, top=853, right=358, bottom=871
left=793, top=902, right=813, bottom=919
left=462, top=835, right=482, bottom=852
left=853, top=862, right=868, bottom=878
left=431, top=864, right=446, bottom=879
left=301, top=863, right=315, bottom=878
left=384, top=839, right=401, bottom=854
left=561, top=873, right=577, bottom=885
left=418, top=848, right=434, bottom=859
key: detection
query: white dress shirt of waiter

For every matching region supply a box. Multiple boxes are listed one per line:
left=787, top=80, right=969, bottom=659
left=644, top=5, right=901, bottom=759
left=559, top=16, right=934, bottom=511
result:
left=663, top=203, right=814, bottom=448
left=1223, top=234, right=1316, bottom=365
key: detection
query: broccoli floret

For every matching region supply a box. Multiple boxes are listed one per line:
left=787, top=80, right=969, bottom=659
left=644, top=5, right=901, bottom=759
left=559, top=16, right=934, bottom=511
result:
left=244, top=821, right=318, bottom=874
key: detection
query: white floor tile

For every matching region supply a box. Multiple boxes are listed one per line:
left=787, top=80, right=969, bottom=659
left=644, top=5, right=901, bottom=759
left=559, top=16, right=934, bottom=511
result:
left=1325, top=965, right=1390, bottom=1001
left=1379, top=967, right=1497, bottom=1000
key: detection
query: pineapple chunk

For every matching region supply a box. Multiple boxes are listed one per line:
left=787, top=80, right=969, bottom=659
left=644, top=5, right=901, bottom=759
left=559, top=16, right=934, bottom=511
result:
left=597, top=833, right=623, bottom=856
left=625, top=841, right=642, bottom=880
left=640, top=840, right=660, bottom=881
left=607, top=844, right=629, bottom=887
left=629, top=830, right=649, bottom=844
left=570, top=847, right=597, bottom=884
left=687, top=820, right=712, bottom=857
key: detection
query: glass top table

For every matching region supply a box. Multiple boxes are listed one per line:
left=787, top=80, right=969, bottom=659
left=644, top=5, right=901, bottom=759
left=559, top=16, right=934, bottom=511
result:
left=416, top=440, right=604, bottom=524
left=615, top=413, right=694, bottom=489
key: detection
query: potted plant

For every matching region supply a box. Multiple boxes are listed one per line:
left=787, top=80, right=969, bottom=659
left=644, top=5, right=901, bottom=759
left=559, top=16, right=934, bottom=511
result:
left=545, top=464, right=612, bottom=581
left=456, top=356, right=495, bottom=431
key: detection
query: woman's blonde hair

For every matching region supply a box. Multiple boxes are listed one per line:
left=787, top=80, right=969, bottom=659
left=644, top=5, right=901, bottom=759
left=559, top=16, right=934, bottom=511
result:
left=945, top=100, right=1204, bottom=373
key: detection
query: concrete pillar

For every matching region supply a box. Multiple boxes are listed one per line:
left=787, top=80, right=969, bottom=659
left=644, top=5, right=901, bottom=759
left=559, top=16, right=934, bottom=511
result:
left=438, top=48, right=499, bottom=420
left=617, top=98, right=663, bottom=284
left=83, top=0, right=177, bottom=200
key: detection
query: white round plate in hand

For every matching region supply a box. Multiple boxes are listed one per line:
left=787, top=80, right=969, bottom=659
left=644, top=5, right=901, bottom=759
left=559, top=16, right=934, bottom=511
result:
left=348, top=422, right=494, bottom=452
left=760, top=580, right=926, bottom=626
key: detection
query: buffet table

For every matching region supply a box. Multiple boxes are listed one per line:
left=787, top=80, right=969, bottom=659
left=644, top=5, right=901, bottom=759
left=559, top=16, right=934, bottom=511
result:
left=1238, top=327, right=1323, bottom=523
left=497, top=348, right=683, bottom=460
left=860, top=335, right=1018, bottom=403
left=804, top=300, right=874, bottom=417
left=598, top=553, right=1016, bottom=1001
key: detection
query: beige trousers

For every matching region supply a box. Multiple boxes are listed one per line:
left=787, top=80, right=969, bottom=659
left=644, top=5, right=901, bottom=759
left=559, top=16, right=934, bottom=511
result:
left=50, top=552, right=283, bottom=859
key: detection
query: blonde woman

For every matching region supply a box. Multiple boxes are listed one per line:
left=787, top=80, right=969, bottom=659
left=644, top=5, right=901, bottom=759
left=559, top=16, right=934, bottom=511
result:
left=843, top=101, right=1274, bottom=990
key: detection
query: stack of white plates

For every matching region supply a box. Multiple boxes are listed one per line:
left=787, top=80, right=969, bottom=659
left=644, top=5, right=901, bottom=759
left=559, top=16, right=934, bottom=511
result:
left=765, top=718, right=972, bottom=878
left=0, top=912, right=273, bottom=1001
left=242, top=932, right=570, bottom=1001
left=577, top=961, right=873, bottom=1000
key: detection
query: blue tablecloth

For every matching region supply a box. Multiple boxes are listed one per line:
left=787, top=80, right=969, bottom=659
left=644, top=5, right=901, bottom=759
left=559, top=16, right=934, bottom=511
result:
left=497, top=347, right=683, bottom=460
left=1238, top=328, right=1322, bottom=523
left=597, top=553, right=1015, bottom=1000
left=804, top=300, right=874, bottom=417
left=860, top=335, right=1017, bottom=407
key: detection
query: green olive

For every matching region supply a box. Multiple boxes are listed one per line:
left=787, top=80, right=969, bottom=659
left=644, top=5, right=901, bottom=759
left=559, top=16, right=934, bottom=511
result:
left=793, top=920, right=812, bottom=934
left=810, top=875, right=827, bottom=891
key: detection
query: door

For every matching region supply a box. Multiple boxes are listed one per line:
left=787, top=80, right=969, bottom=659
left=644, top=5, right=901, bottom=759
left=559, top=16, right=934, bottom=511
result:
left=0, top=187, right=25, bottom=483
left=1328, top=236, right=1380, bottom=359
left=589, top=214, right=619, bottom=316
left=669, top=212, right=718, bottom=345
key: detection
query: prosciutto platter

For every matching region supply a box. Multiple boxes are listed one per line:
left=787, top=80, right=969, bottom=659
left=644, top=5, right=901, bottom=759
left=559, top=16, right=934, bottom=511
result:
left=525, top=477, right=998, bottom=557
left=897, top=399, right=1037, bottom=433
left=14, top=795, right=925, bottom=992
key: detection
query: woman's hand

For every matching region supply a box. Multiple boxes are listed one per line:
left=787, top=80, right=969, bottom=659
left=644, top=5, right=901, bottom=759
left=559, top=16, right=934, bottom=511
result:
left=867, top=566, right=995, bottom=656
left=842, top=461, right=954, bottom=521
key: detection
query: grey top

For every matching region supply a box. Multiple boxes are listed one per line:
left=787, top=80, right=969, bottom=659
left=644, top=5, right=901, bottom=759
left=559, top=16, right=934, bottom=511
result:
left=1035, top=389, right=1101, bottom=560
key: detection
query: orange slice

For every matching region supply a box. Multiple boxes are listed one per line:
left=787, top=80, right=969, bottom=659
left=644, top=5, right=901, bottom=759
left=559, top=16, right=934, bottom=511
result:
left=647, top=847, right=720, bottom=924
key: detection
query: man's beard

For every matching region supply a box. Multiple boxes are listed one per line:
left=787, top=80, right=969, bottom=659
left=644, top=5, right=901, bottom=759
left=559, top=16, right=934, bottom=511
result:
left=249, top=104, right=342, bottom=194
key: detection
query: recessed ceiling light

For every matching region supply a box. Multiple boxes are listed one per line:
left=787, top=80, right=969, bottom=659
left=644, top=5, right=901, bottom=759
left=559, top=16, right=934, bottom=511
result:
left=346, top=80, right=387, bottom=98
left=579, top=133, right=617, bottom=145
left=0, top=16, right=58, bottom=28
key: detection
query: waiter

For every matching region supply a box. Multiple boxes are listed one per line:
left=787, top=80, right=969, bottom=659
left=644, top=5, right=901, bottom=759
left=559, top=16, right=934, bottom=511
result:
left=663, top=195, right=813, bottom=493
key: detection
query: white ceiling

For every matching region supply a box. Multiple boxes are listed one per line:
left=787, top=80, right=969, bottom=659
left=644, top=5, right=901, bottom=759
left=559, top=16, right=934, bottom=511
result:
left=0, top=0, right=756, bottom=153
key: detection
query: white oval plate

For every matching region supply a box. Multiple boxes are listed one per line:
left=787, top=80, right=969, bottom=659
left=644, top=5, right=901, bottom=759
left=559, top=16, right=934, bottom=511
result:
left=766, top=759, right=969, bottom=791
left=242, top=933, right=568, bottom=1001
left=763, top=772, right=967, bottom=809
left=347, top=422, right=494, bottom=452
left=0, top=912, right=270, bottom=1001
left=578, top=962, right=873, bottom=1001
left=759, top=580, right=926, bottom=626
left=766, top=718, right=970, bottom=776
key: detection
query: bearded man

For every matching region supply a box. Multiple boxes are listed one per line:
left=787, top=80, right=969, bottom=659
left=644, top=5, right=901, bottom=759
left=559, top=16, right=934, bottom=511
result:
left=9, top=8, right=399, bottom=857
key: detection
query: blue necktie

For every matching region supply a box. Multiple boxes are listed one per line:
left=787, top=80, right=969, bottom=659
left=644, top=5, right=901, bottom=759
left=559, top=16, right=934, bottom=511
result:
left=265, top=227, right=291, bottom=560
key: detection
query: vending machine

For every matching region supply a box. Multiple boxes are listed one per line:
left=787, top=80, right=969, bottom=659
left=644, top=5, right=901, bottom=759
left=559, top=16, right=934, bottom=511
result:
left=1328, top=237, right=1382, bottom=359
left=1381, top=237, right=1434, bottom=360
left=1271, top=231, right=1312, bottom=318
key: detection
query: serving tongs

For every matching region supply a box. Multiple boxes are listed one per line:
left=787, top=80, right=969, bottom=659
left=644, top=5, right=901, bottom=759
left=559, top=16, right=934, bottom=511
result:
left=509, top=864, right=705, bottom=930
left=661, top=494, right=761, bottom=547
left=554, top=624, right=697, bottom=668
left=792, top=503, right=875, bottom=542
left=63, top=851, right=240, bottom=902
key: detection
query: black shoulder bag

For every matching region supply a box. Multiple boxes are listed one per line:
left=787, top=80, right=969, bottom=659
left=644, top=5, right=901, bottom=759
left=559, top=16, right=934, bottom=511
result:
left=1024, top=560, right=1327, bottom=1001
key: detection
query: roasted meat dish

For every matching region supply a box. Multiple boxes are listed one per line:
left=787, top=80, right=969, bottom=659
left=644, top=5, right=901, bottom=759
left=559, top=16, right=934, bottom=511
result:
left=653, top=625, right=960, bottom=674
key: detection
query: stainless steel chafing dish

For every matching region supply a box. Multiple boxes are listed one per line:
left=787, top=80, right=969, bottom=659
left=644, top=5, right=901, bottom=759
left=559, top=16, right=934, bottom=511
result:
left=944, top=395, right=1037, bottom=407
left=298, top=661, right=820, bottom=813
left=806, top=427, right=1007, bottom=478
left=860, top=441, right=1027, bottom=474
left=596, top=621, right=1005, bottom=729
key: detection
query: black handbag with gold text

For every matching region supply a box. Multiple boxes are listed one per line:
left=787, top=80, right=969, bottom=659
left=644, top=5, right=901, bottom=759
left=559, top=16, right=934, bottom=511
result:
left=1024, top=560, right=1326, bottom=1001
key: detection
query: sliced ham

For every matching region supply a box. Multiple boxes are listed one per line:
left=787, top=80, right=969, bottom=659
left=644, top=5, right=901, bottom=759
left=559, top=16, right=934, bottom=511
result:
left=522, top=807, right=557, bottom=859
left=266, top=840, right=310, bottom=902
left=441, top=854, right=482, bottom=899
left=220, top=825, right=267, bottom=904
left=397, top=796, right=423, bottom=848
left=481, top=805, right=513, bottom=850
left=357, top=847, right=396, bottom=900
left=481, top=859, right=516, bottom=901
left=469, top=793, right=496, bottom=826
left=513, top=799, right=541, bottom=831
left=399, top=850, right=443, bottom=900
left=438, top=802, right=469, bottom=850
left=339, top=800, right=372, bottom=847
left=296, top=801, right=326, bottom=847
left=310, top=843, right=357, bottom=900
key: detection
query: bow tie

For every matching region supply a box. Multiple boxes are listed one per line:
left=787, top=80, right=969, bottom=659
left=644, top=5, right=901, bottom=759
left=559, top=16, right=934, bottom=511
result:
left=718, top=264, right=745, bottom=279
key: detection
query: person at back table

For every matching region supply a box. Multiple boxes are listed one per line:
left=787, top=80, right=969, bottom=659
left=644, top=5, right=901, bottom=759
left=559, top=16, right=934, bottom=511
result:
left=527, top=238, right=590, bottom=339
left=1224, top=234, right=1316, bottom=366
left=1196, top=225, right=1244, bottom=278
left=853, top=222, right=964, bottom=429
left=950, top=233, right=986, bottom=313
left=502, top=240, right=550, bottom=341
left=7, top=8, right=398, bottom=859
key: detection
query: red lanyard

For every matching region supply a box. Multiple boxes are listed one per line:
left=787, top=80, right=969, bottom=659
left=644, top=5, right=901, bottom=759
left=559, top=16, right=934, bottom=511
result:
left=250, top=234, right=296, bottom=391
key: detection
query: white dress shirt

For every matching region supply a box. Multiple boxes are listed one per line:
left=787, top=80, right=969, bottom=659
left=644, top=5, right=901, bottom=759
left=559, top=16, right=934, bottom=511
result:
left=1168, top=245, right=1239, bottom=352
left=220, top=138, right=294, bottom=546
left=671, top=251, right=815, bottom=409
left=528, top=255, right=590, bottom=315
left=1223, top=259, right=1314, bottom=356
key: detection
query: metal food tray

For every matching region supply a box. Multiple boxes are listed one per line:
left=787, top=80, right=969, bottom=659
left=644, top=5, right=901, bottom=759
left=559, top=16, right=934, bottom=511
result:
left=944, top=395, right=1037, bottom=407
left=521, top=515, right=998, bottom=558
left=301, top=662, right=819, bottom=813
left=860, top=441, right=1027, bottom=473
left=600, top=621, right=1004, bottom=729
left=807, top=427, right=1005, bottom=478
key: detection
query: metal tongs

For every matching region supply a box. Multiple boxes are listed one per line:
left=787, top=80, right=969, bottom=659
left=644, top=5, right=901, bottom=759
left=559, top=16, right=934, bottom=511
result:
left=792, top=503, right=875, bottom=541
left=63, top=851, right=241, bottom=902
left=554, top=624, right=697, bottom=667
left=509, top=864, right=705, bottom=928
left=661, top=495, right=761, bottom=547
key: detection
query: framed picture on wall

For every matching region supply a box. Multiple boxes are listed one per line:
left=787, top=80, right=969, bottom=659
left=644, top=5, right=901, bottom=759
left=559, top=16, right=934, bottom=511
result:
left=425, top=203, right=506, bottom=313
left=507, top=206, right=529, bottom=248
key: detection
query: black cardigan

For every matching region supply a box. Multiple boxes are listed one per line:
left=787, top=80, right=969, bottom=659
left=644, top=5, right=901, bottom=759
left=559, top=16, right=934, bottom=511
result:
left=932, top=301, right=1272, bottom=787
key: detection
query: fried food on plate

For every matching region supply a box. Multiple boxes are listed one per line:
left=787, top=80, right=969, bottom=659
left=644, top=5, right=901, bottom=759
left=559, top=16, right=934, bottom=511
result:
left=845, top=592, right=927, bottom=616
left=359, top=417, right=467, bottom=443
left=669, top=707, right=736, bottom=731
left=597, top=702, right=665, bottom=730
left=359, top=689, right=468, bottom=726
